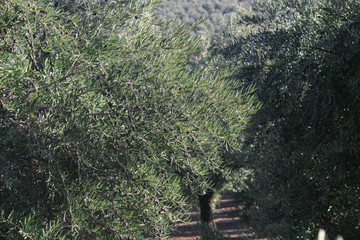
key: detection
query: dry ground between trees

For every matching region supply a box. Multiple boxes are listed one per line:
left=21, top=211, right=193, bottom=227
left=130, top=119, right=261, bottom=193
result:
left=168, top=193, right=267, bottom=240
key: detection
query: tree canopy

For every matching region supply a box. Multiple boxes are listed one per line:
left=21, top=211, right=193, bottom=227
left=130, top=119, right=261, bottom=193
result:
left=0, top=0, right=259, bottom=239
left=211, top=0, right=360, bottom=238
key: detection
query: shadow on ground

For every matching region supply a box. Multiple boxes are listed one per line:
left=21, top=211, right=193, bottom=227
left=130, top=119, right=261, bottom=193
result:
left=169, top=193, right=266, bottom=240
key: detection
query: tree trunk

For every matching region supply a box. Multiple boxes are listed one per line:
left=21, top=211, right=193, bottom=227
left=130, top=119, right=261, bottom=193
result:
left=199, top=188, right=215, bottom=225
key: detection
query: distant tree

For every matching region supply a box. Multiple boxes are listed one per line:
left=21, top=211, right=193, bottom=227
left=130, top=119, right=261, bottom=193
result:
left=0, top=0, right=258, bottom=238
left=202, top=3, right=214, bottom=13
left=157, top=0, right=246, bottom=37
left=210, top=0, right=360, bottom=239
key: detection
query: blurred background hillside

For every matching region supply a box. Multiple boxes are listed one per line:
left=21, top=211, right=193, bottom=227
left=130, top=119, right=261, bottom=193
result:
left=157, top=0, right=253, bottom=38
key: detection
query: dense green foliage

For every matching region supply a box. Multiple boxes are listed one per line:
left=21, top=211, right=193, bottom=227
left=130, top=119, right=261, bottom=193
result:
left=2, top=0, right=358, bottom=238
left=0, top=0, right=259, bottom=239
left=157, top=0, right=253, bottom=37
left=211, top=0, right=360, bottom=239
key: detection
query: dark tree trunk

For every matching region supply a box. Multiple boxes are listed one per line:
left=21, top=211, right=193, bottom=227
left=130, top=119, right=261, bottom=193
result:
left=199, top=188, right=215, bottom=225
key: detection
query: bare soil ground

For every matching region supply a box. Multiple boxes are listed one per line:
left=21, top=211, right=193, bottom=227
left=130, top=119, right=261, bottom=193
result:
left=169, top=193, right=266, bottom=240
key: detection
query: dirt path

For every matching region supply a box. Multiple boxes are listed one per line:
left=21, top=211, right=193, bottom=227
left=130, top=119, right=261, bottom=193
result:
left=170, top=194, right=266, bottom=240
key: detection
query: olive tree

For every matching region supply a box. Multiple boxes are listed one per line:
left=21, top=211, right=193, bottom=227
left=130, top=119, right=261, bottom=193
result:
left=210, top=0, right=360, bottom=238
left=0, top=0, right=258, bottom=238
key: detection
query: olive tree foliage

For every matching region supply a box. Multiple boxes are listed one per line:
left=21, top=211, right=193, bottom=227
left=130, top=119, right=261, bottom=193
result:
left=0, top=0, right=259, bottom=239
left=210, top=0, right=360, bottom=239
